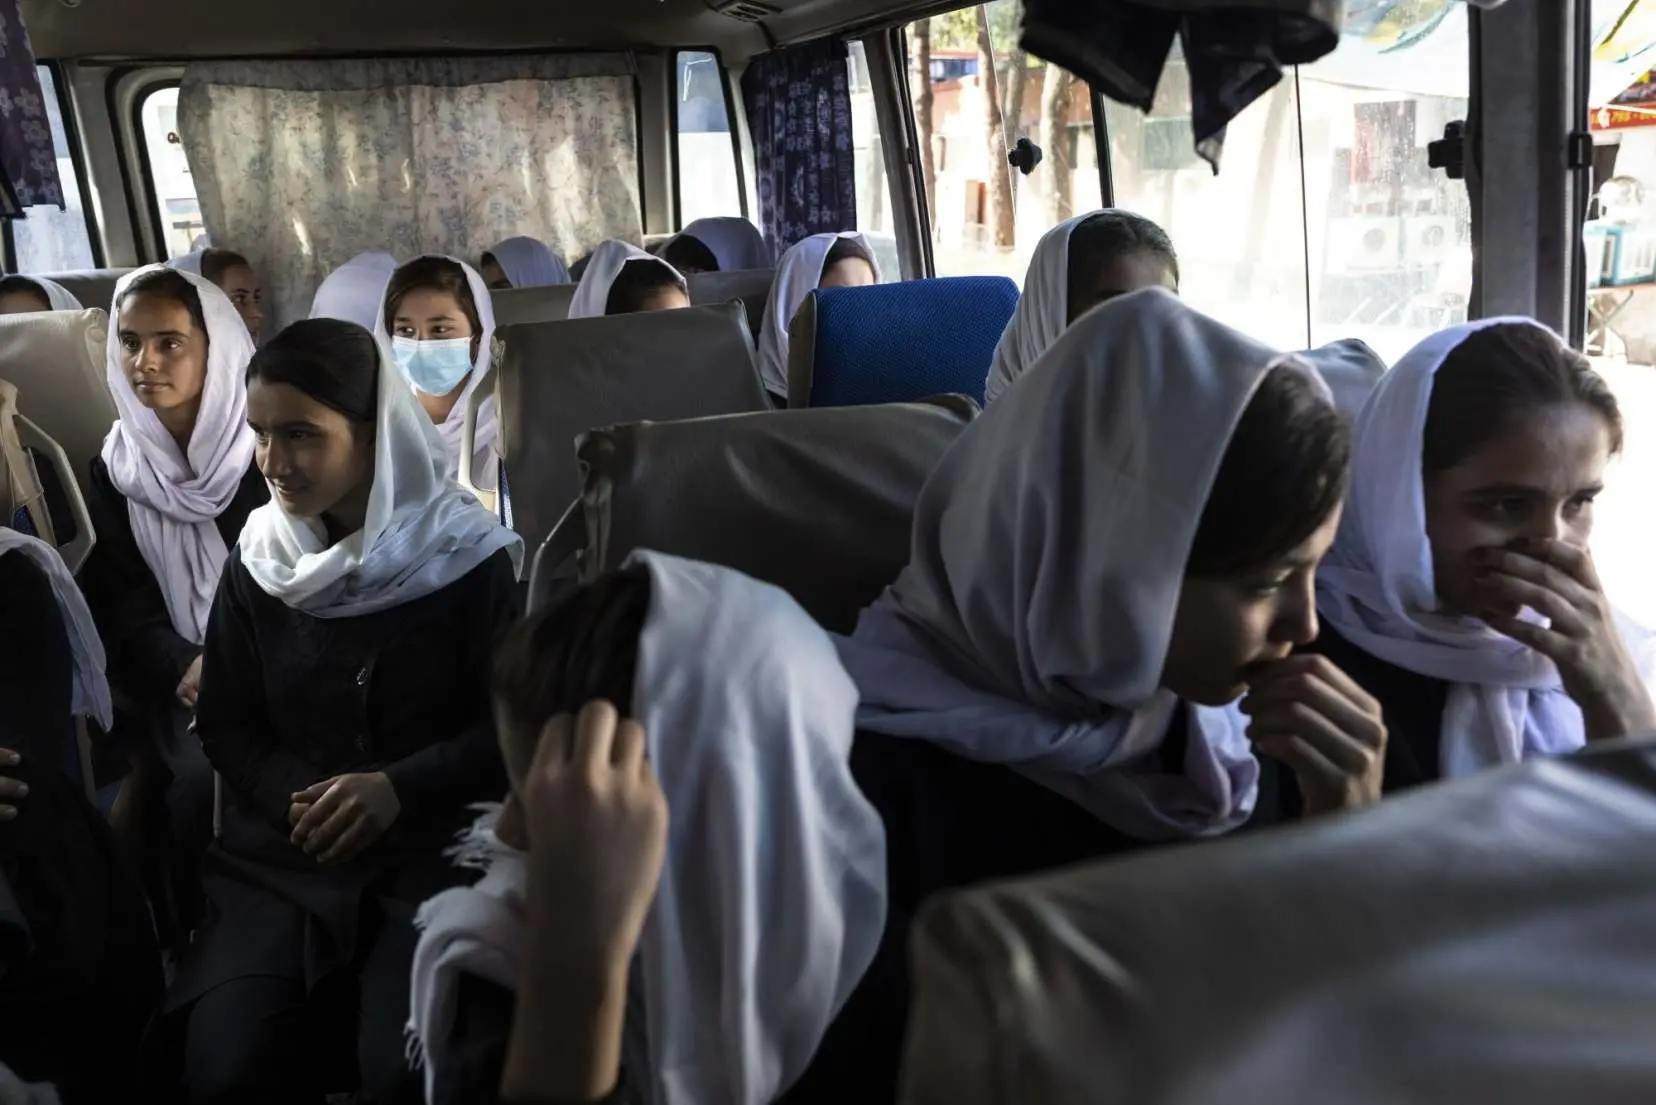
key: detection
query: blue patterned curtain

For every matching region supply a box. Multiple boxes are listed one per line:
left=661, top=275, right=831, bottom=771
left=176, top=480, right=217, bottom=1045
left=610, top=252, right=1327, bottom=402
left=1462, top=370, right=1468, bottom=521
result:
left=741, top=38, right=856, bottom=258
left=0, top=0, right=63, bottom=214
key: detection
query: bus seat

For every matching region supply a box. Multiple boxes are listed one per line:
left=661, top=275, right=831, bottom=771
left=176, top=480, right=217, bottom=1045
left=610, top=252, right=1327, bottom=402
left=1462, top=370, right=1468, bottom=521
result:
left=496, top=300, right=768, bottom=564
left=687, top=268, right=774, bottom=339
left=787, top=276, right=1018, bottom=409
left=902, top=739, right=1656, bottom=1105
left=528, top=395, right=979, bottom=630
left=491, top=283, right=578, bottom=327
left=0, top=378, right=96, bottom=574
left=0, top=309, right=117, bottom=499
left=33, top=268, right=134, bottom=313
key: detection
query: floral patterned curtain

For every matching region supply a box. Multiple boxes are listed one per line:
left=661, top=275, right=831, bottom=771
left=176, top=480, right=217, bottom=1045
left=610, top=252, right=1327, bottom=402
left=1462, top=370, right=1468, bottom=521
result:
left=0, top=0, right=64, bottom=214
left=178, top=55, right=642, bottom=328
left=741, top=38, right=857, bottom=259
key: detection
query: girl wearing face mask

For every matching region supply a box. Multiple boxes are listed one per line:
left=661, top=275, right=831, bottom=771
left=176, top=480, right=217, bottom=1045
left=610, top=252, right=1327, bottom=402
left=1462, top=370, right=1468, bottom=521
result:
left=81, top=266, right=267, bottom=861
left=1307, top=321, right=1655, bottom=799
left=815, top=289, right=1386, bottom=1103
left=377, top=256, right=498, bottom=490
left=756, top=232, right=880, bottom=403
left=166, top=318, right=521, bottom=1105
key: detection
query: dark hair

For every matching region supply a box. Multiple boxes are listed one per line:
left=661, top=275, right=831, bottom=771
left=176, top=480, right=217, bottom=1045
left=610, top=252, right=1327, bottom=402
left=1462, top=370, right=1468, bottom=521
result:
left=606, top=258, right=688, bottom=316
left=117, top=268, right=208, bottom=335
left=200, top=248, right=252, bottom=286
left=1187, top=365, right=1351, bottom=576
left=246, top=318, right=379, bottom=424
left=383, top=256, right=484, bottom=357
left=0, top=275, right=51, bottom=310
left=659, top=234, right=719, bottom=275
left=1422, top=322, right=1623, bottom=477
left=823, top=237, right=875, bottom=274
left=492, top=566, right=652, bottom=736
left=1067, top=211, right=1180, bottom=305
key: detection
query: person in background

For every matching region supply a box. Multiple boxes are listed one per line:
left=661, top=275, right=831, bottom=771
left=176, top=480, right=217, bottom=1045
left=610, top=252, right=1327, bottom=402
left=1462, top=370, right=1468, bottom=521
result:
left=310, top=251, right=399, bottom=334
left=659, top=216, right=770, bottom=274
left=985, top=209, right=1179, bottom=405
left=756, top=231, right=880, bottom=403
left=173, top=249, right=264, bottom=343
left=169, top=318, right=521, bottom=1105
left=809, top=289, right=1384, bottom=1103
left=410, top=552, right=882, bottom=1105
left=568, top=240, right=690, bottom=319
left=1300, top=320, right=1656, bottom=806
left=376, top=255, right=498, bottom=489
left=0, top=275, right=82, bottom=314
left=80, top=266, right=265, bottom=865
left=656, top=234, right=719, bottom=277
left=480, top=237, right=570, bottom=291
left=0, top=528, right=161, bottom=1105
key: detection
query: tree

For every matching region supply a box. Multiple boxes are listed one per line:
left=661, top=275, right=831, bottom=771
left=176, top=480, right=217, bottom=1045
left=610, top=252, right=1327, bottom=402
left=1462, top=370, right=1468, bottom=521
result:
left=911, top=17, right=938, bottom=231
left=1041, top=64, right=1076, bottom=224
left=976, top=4, right=1016, bottom=250
left=1002, top=47, right=1029, bottom=199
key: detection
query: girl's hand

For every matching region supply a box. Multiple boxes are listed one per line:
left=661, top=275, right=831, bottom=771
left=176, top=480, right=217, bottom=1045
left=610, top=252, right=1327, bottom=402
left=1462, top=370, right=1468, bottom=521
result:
left=1243, top=655, right=1388, bottom=816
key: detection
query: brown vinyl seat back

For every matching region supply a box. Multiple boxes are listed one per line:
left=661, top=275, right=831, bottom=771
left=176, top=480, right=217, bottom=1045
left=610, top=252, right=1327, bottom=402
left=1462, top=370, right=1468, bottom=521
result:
left=686, top=268, right=774, bottom=340
left=496, top=300, right=768, bottom=561
left=529, top=395, right=978, bottom=631
left=901, top=739, right=1656, bottom=1105
left=490, top=283, right=578, bottom=327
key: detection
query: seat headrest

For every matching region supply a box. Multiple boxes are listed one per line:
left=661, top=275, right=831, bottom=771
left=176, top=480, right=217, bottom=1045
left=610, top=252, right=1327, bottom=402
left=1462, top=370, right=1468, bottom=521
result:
left=687, top=267, right=774, bottom=338
left=535, top=395, right=978, bottom=631
left=33, top=268, right=133, bottom=313
left=491, top=283, right=578, bottom=327
left=0, top=309, right=116, bottom=487
left=902, top=739, right=1656, bottom=1105
left=788, top=276, right=1018, bottom=409
left=497, top=301, right=769, bottom=561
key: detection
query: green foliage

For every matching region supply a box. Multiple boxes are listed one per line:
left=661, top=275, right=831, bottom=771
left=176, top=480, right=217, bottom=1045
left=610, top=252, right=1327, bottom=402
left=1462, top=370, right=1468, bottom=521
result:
left=927, top=1, right=1024, bottom=61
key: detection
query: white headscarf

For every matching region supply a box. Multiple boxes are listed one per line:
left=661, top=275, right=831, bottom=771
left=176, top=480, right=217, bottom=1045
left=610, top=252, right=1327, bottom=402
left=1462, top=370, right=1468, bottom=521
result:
left=15, top=277, right=82, bottom=311
left=373, top=255, right=497, bottom=488
left=99, top=265, right=256, bottom=645
left=756, top=231, right=880, bottom=398
left=484, top=236, right=569, bottom=288
left=408, top=551, right=885, bottom=1105
left=674, top=216, right=771, bottom=271
left=167, top=250, right=205, bottom=276
left=568, top=240, right=685, bottom=321
left=237, top=329, right=521, bottom=618
left=0, top=529, right=111, bottom=729
left=1315, top=318, right=1656, bottom=778
left=310, top=251, right=397, bottom=333
left=835, top=288, right=1335, bottom=840
left=984, top=214, right=1096, bottom=406
left=1296, top=337, right=1386, bottom=419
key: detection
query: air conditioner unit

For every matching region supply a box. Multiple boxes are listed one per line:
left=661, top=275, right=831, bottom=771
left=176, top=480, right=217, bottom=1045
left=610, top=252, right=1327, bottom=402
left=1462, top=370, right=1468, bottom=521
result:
left=1404, top=216, right=1458, bottom=265
left=1327, top=216, right=1402, bottom=273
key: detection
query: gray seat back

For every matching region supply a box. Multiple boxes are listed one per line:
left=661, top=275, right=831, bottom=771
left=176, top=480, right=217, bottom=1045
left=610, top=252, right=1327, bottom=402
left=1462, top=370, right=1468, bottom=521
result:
left=36, top=269, right=134, bottom=313
left=491, top=283, right=577, bottom=327
left=497, top=301, right=767, bottom=560
left=0, top=308, right=115, bottom=494
left=687, top=268, right=773, bottom=338
left=529, top=396, right=978, bottom=631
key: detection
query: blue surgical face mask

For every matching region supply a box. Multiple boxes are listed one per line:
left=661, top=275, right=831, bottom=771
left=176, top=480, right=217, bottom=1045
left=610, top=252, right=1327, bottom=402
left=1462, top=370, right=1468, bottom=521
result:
left=391, top=336, right=473, bottom=395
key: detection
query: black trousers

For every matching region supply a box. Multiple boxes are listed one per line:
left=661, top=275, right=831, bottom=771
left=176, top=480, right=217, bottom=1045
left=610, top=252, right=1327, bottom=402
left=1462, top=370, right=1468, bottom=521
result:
left=178, top=904, right=421, bottom=1105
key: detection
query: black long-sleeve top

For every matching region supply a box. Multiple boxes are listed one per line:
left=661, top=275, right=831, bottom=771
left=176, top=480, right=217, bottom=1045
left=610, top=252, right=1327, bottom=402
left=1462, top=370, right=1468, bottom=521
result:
left=79, top=455, right=269, bottom=702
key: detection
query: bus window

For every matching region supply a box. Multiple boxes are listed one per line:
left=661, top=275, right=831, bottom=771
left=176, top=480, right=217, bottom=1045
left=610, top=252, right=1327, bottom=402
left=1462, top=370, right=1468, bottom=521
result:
left=897, top=4, right=1099, bottom=286
left=675, top=51, right=742, bottom=226
left=847, top=40, right=900, bottom=279
left=12, top=64, right=95, bottom=274
left=139, top=85, right=205, bottom=260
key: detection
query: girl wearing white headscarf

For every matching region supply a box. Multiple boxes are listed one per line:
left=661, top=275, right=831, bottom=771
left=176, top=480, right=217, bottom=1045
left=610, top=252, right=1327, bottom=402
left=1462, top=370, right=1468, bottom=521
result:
left=1312, top=319, right=1656, bottom=794
left=376, top=255, right=499, bottom=490
left=819, top=288, right=1385, bottom=1102
left=480, top=236, right=570, bottom=290
left=569, top=240, right=691, bottom=320
left=756, top=231, right=879, bottom=401
left=984, top=210, right=1179, bottom=405
left=0, top=275, right=82, bottom=313
left=662, top=216, right=770, bottom=273
left=80, top=265, right=265, bottom=851
left=310, top=251, right=398, bottom=333
left=408, top=552, right=884, bottom=1105
left=171, top=317, right=522, bottom=1104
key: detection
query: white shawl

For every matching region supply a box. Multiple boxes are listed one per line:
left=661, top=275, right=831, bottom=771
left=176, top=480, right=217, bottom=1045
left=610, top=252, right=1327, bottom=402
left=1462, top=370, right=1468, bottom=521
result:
left=568, top=239, right=685, bottom=321
left=1315, top=317, right=1656, bottom=777
left=21, top=278, right=82, bottom=311
left=983, top=213, right=1096, bottom=405
left=99, top=265, right=255, bottom=645
left=310, top=251, right=398, bottom=333
left=0, top=529, right=111, bottom=729
left=237, top=329, right=521, bottom=618
left=409, top=551, right=885, bottom=1105
left=373, top=255, right=497, bottom=489
left=756, top=231, right=879, bottom=397
left=673, top=216, right=771, bottom=271
left=836, top=289, right=1338, bottom=840
left=485, top=236, right=569, bottom=288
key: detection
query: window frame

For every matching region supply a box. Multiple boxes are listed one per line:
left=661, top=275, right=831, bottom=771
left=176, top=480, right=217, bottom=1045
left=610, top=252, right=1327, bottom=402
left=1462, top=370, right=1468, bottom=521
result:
left=669, top=46, right=749, bottom=229
left=2, top=61, right=106, bottom=271
left=130, top=77, right=190, bottom=264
